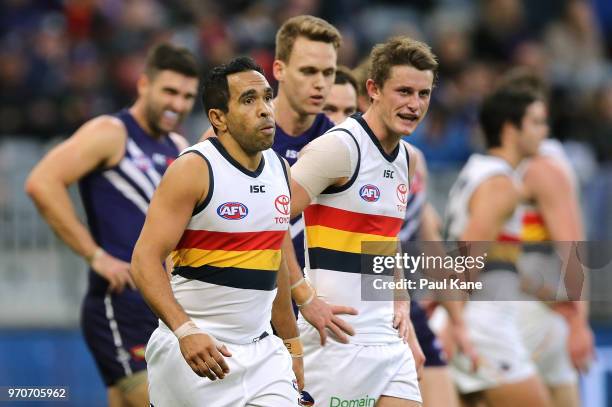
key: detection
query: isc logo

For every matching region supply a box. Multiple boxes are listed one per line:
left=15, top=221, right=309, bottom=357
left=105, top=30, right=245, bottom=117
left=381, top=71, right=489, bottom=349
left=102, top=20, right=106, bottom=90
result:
left=217, top=202, right=248, bottom=220
left=359, top=184, right=380, bottom=202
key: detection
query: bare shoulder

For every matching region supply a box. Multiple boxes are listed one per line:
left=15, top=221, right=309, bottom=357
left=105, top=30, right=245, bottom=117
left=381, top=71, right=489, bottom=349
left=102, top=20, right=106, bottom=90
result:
left=472, top=175, right=520, bottom=213
left=524, top=155, right=569, bottom=188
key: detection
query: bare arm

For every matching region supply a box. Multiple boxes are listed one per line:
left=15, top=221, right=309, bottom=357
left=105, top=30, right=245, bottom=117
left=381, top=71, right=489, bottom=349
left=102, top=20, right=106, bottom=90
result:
left=25, top=116, right=134, bottom=292
left=462, top=175, right=520, bottom=241
left=270, top=162, right=304, bottom=389
left=524, top=155, right=593, bottom=371
left=131, top=153, right=207, bottom=331
left=25, top=116, right=125, bottom=259
left=131, top=152, right=232, bottom=381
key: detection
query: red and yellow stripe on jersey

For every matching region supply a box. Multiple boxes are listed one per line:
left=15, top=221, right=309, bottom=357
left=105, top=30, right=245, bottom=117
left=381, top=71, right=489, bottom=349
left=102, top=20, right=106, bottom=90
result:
left=521, top=210, right=550, bottom=242
left=304, top=204, right=403, bottom=273
left=171, top=229, right=285, bottom=290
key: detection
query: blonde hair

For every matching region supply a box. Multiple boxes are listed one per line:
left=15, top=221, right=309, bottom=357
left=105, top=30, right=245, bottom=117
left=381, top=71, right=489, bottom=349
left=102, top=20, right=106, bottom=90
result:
left=369, top=36, right=438, bottom=87
left=275, top=15, right=342, bottom=62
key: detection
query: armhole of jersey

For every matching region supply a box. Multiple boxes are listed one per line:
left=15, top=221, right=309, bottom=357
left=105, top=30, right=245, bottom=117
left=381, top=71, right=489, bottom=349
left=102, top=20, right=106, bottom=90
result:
left=181, top=150, right=214, bottom=216
left=403, top=144, right=411, bottom=191
left=274, top=151, right=291, bottom=197
left=321, top=128, right=361, bottom=194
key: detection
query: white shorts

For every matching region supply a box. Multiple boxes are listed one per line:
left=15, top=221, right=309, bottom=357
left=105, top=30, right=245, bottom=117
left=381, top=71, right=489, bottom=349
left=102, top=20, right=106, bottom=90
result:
left=449, top=301, right=537, bottom=394
left=517, top=301, right=577, bottom=386
left=145, top=326, right=300, bottom=407
left=299, top=322, right=422, bottom=405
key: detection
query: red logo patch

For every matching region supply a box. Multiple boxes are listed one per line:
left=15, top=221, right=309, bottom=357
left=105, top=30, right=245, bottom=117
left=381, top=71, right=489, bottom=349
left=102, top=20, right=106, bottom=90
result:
left=274, top=194, right=290, bottom=215
left=396, top=184, right=408, bottom=204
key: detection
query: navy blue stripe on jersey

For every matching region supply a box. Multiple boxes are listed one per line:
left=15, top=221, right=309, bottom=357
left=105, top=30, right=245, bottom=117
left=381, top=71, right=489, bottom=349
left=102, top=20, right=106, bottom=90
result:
left=209, top=137, right=265, bottom=178
left=354, top=113, right=400, bottom=163
left=306, top=247, right=394, bottom=276
left=181, top=150, right=215, bottom=216
left=173, top=265, right=278, bottom=291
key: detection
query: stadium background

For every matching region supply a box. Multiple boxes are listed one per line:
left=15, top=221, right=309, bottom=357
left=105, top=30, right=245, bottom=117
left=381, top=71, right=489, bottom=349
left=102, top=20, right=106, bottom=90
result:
left=0, top=0, right=611, bottom=405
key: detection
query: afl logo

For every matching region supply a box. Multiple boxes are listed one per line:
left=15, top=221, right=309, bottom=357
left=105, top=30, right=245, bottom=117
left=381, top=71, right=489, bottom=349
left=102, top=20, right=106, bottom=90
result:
left=359, top=184, right=380, bottom=202
left=274, top=194, right=290, bottom=215
left=217, top=202, right=248, bottom=220
left=396, top=184, right=408, bottom=204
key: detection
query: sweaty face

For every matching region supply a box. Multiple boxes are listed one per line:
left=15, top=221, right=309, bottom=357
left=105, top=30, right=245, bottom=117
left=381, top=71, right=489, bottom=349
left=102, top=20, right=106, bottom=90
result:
left=323, top=83, right=357, bottom=124
left=279, top=37, right=337, bottom=115
left=143, top=70, right=198, bottom=135
left=370, top=65, right=433, bottom=137
left=225, top=70, right=275, bottom=154
left=517, top=100, right=548, bottom=157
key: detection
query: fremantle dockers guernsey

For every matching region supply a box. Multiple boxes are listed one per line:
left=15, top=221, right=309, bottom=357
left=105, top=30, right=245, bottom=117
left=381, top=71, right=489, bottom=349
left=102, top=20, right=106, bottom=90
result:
left=169, top=138, right=291, bottom=344
left=79, top=109, right=181, bottom=297
left=273, top=113, right=334, bottom=268
left=302, top=115, right=410, bottom=344
left=444, top=154, right=524, bottom=270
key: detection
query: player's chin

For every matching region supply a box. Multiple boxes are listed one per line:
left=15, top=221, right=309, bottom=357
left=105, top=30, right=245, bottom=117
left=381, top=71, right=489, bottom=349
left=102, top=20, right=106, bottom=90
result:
left=394, top=121, right=417, bottom=136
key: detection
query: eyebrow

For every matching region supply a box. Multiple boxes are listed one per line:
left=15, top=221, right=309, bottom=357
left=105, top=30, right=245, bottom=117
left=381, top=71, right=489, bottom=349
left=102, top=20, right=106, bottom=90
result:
left=238, top=87, right=273, bottom=100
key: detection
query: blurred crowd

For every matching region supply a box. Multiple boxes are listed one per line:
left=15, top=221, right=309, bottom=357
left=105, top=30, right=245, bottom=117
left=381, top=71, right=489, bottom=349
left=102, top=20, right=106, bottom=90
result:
left=1, top=0, right=611, bottom=164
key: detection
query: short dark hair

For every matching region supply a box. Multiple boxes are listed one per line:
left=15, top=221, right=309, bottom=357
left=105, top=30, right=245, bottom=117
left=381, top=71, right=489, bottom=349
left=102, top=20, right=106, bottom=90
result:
left=479, top=87, right=541, bottom=148
left=202, top=56, right=264, bottom=113
left=497, top=67, right=549, bottom=102
left=144, top=43, right=199, bottom=78
left=334, top=66, right=358, bottom=93
left=369, top=36, right=438, bottom=88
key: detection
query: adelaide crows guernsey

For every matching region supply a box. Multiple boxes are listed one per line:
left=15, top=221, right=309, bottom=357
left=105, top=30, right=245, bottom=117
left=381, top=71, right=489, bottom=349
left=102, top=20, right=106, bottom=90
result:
left=170, top=138, right=291, bottom=344
left=273, top=113, right=334, bottom=268
left=302, top=115, right=410, bottom=344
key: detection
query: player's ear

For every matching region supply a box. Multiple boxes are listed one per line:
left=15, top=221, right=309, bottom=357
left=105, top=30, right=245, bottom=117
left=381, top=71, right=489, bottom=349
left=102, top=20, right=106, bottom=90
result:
left=136, top=74, right=150, bottom=98
left=208, top=109, right=227, bottom=134
left=365, top=79, right=380, bottom=102
left=272, top=60, right=285, bottom=82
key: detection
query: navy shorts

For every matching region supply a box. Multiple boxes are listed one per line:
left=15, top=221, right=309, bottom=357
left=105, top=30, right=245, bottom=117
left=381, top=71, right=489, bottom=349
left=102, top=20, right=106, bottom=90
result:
left=81, top=291, right=158, bottom=386
left=411, top=301, right=447, bottom=367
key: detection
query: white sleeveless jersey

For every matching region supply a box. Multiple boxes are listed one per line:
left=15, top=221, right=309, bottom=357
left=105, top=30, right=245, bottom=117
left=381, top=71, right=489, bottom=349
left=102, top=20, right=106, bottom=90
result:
left=302, top=115, right=410, bottom=344
left=169, top=138, right=291, bottom=344
left=444, top=154, right=523, bottom=243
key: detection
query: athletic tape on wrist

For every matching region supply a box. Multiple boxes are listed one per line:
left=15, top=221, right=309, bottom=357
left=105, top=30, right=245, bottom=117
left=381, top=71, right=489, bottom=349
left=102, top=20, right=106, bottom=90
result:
left=297, top=289, right=315, bottom=308
left=86, top=247, right=104, bottom=265
left=173, top=320, right=204, bottom=340
left=283, top=337, right=304, bottom=358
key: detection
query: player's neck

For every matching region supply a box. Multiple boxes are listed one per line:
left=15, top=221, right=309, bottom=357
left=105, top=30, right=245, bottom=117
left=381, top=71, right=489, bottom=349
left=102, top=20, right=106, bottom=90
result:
left=488, top=147, right=521, bottom=168
left=218, top=133, right=262, bottom=171
left=362, top=107, right=401, bottom=155
left=274, top=93, right=316, bottom=137
left=129, top=103, right=164, bottom=140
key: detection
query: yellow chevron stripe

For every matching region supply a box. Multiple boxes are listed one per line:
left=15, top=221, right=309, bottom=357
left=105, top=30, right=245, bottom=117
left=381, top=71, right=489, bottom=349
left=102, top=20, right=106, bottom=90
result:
left=305, top=225, right=398, bottom=254
left=171, top=248, right=281, bottom=270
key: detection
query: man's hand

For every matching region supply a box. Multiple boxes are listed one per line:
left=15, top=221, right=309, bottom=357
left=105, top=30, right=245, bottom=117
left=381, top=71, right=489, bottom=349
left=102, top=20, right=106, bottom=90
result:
left=300, top=297, right=358, bottom=345
left=91, top=249, right=135, bottom=293
left=178, top=333, right=232, bottom=380
left=568, top=319, right=595, bottom=372
left=292, top=356, right=304, bottom=391
left=393, top=300, right=412, bottom=343
left=448, top=320, right=479, bottom=372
